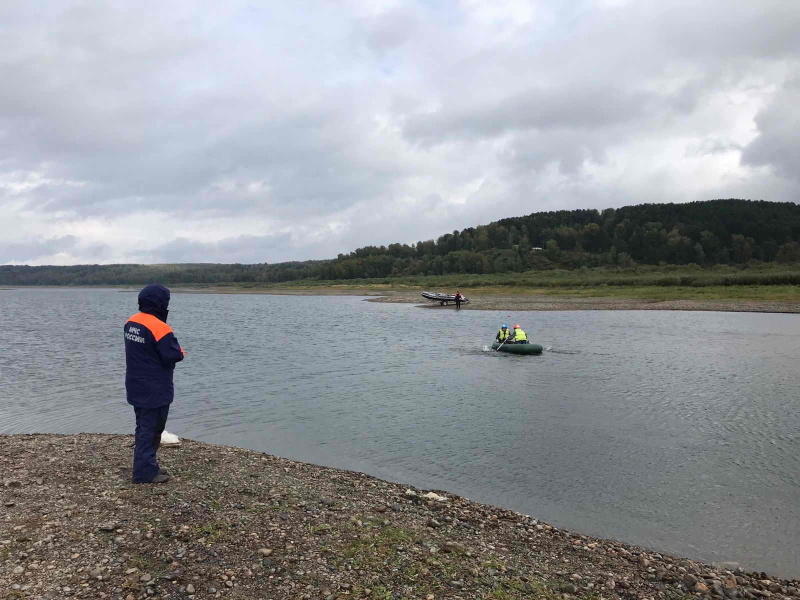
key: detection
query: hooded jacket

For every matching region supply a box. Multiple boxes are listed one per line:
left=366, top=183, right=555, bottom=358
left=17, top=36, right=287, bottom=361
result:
left=124, top=284, right=185, bottom=407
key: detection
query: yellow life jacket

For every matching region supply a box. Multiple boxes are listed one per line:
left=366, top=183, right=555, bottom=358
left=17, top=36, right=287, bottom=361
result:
left=497, top=329, right=509, bottom=341
left=513, top=328, right=528, bottom=341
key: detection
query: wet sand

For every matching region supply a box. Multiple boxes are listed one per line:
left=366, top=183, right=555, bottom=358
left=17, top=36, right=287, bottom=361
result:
left=170, top=287, right=800, bottom=313
left=363, top=291, right=800, bottom=313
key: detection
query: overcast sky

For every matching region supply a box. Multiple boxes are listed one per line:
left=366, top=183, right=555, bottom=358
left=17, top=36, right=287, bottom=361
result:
left=1, top=1, right=798, bottom=265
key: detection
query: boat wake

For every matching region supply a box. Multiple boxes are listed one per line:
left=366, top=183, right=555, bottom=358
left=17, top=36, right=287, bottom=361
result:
left=546, top=347, right=581, bottom=355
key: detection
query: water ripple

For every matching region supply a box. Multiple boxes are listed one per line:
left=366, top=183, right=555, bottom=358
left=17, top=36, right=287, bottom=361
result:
left=1, top=290, right=799, bottom=577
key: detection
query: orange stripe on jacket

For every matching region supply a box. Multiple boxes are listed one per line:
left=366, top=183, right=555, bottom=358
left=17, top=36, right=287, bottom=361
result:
left=128, top=312, right=174, bottom=342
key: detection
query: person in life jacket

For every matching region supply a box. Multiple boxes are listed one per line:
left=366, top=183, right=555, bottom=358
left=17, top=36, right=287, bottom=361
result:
left=509, top=324, right=529, bottom=344
left=124, top=284, right=185, bottom=484
left=496, top=324, right=510, bottom=342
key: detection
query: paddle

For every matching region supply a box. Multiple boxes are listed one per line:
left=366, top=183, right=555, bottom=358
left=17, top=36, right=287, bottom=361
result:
left=495, top=334, right=510, bottom=351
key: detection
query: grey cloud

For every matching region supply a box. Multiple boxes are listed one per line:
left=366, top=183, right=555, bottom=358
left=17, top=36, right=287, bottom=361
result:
left=1, top=1, right=799, bottom=265
left=398, top=0, right=800, bottom=156
left=133, top=234, right=295, bottom=264
left=359, top=6, right=421, bottom=55
left=500, top=129, right=607, bottom=175
left=685, top=138, right=742, bottom=158
left=656, top=1, right=800, bottom=61
left=741, top=79, right=800, bottom=181
left=0, top=235, right=78, bottom=263
left=404, top=84, right=655, bottom=144
left=1, top=3, right=397, bottom=221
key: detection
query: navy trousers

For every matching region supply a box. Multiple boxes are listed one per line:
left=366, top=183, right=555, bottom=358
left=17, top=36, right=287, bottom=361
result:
left=132, top=405, right=170, bottom=483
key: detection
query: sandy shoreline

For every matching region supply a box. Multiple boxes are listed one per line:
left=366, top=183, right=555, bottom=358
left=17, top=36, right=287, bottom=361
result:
left=362, top=292, right=800, bottom=313
left=2, top=433, right=798, bottom=599
left=167, top=287, right=800, bottom=313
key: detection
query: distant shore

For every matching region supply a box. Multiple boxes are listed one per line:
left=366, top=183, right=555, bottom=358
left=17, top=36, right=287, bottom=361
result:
left=2, top=433, right=798, bottom=599
left=167, top=286, right=800, bottom=313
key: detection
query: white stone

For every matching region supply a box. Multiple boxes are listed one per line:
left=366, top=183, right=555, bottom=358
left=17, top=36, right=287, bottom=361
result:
left=422, top=492, right=447, bottom=502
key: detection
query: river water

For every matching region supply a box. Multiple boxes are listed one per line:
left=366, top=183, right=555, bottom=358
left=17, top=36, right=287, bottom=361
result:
left=1, top=288, right=798, bottom=577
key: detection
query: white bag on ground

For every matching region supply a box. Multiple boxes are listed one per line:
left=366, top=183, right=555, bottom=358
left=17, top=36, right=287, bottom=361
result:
left=160, top=430, right=181, bottom=446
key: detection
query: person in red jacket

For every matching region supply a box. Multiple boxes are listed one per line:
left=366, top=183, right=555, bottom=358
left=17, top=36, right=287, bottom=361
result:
left=124, top=284, right=185, bottom=484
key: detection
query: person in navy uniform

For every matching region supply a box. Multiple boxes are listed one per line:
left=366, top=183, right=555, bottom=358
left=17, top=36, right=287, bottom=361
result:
left=124, top=284, right=185, bottom=483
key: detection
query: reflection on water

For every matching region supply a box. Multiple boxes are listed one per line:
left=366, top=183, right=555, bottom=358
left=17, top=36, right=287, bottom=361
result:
left=1, top=288, right=799, bottom=577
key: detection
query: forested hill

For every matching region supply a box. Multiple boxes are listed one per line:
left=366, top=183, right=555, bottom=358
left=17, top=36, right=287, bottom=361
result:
left=3, top=199, right=800, bottom=286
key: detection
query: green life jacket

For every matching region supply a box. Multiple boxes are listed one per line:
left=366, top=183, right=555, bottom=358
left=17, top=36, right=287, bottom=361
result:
left=497, top=329, right=509, bottom=341
left=513, top=328, right=527, bottom=341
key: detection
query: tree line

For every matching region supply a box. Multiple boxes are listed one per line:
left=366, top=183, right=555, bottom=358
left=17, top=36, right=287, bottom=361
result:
left=3, top=199, right=800, bottom=286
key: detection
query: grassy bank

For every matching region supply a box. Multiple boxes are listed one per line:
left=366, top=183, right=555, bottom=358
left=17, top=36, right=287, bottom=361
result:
left=8, top=264, right=800, bottom=304
left=173, top=264, right=800, bottom=303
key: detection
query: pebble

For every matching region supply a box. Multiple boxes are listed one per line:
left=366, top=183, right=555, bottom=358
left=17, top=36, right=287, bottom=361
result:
left=313, top=524, right=332, bottom=534
left=441, top=542, right=464, bottom=554
left=6, top=435, right=799, bottom=600
left=695, top=581, right=710, bottom=594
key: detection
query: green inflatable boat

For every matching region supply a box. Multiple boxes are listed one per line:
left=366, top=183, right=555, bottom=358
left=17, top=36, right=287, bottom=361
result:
left=491, top=342, right=543, bottom=355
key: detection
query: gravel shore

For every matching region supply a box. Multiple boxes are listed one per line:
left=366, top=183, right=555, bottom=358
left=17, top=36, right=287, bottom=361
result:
left=2, top=434, right=798, bottom=600
left=364, top=292, right=800, bottom=313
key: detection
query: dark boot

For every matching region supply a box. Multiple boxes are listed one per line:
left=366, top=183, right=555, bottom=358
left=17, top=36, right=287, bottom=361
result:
left=149, top=473, right=170, bottom=484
